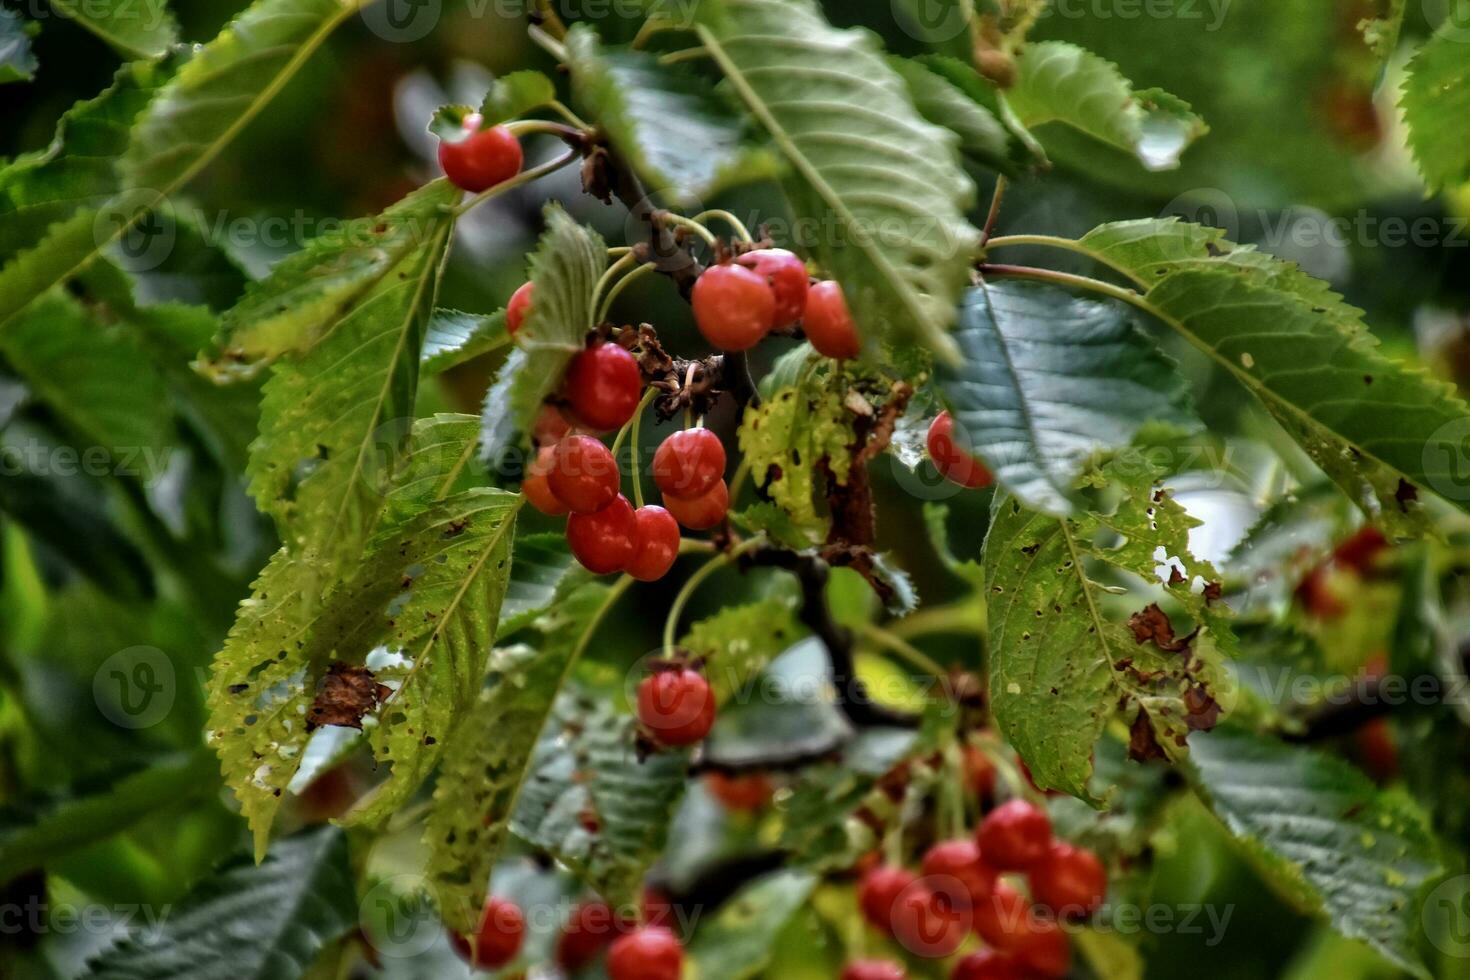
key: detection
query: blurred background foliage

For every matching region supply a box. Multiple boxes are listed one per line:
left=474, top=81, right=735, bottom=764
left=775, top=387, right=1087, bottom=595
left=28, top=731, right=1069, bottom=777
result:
left=2, top=0, right=1469, bottom=977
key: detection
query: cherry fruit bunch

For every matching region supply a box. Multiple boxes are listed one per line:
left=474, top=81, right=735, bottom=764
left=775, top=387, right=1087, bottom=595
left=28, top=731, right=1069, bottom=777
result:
left=847, top=796, right=1107, bottom=980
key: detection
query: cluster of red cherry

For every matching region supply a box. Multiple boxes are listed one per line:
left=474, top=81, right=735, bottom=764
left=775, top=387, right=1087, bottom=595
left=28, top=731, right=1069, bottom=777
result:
left=692, top=246, right=862, bottom=359
left=449, top=888, right=686, bottom=979
left=844, top=798, right=1106, bottom=980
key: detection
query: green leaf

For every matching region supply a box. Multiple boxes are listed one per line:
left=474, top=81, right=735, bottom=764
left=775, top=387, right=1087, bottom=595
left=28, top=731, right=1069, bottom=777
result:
left=513, top=687, right=688, bottom=909
left=47, top=0, right=178, bottom=60
left=738, top=376, right=856, bottom=536
left=1006, top=41, right=1206, bottom=171
left=983, top=455, right=1236, bottom=798
left=480, top=70, right=558, bottom=126
left=480, top=204, right=605, bottom=461
left=379, top=413, right=484, bottom=524
left=0, top=291, right=172, bottom=464
left=317, top=489, right=521, bottom=824
left=938, top=279, right=1198, bottom=516
left=205, top=547, right=322, bottom=858
left=421, top=308, right=510, bottom=374
left=0, top=751, right=217, bottom=884
left=887, top=56, right=1019, bottom=175
left=1189, top=726, right=1443, bottom=978
left=0, top=8, right=37, bottom=83
left=497, top=534, right=582, bottom=637
left=0, top=60, right=169, bottom=267
left=1077, top=219, right=1470, bottom=529
left=425, top=580, right=628, bottom=932
left=683, top=596, right=803, bottom=703
left=82, top=826, right=357, bottom=980
left=922, top=502, right=985, bottom=591
left=687, top=871, right=819, bottom=980
left=1401, top=17, right=1470, bottom=192
left=565, top=25, right=760, bottom=202
left=0, top=0, right=365, bottom=331
left=246, top=180, right=459, bottom=570
left=694, top=0, right=980, bottom=360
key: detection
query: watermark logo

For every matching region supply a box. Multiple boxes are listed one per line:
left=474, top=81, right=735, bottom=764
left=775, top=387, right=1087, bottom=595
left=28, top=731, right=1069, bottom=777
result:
left=892, top=0, right=970, bottom=43
left=94, top=189, right=176, bottom=273
left=1425, top=874, right=1470, bottom=958
left=360, top=875, right=444, bottom=959
left=361, top=0, right=441, bottom=42
left=1424, top=418, right=1470, bottom=502
left=93, top=646, right=174, bottom=729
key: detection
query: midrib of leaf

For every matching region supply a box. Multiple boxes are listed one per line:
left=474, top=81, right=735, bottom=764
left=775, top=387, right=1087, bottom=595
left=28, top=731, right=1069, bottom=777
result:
left=694, top=22, right=952, bottom=361
left=317, top=221, right=453, bottom=552
left=0, top=0, right=364, bottom=334
left=991, top=235, right=1435, bottom=506
left=48, top=0, right=176, bottom=60
left=383, top=495, right=524, bottom=712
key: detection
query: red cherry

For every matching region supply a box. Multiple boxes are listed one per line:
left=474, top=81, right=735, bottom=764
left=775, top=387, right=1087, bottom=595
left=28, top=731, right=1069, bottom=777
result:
left=920, top=838, right=997, bottom=907
left=890, top=881, right=968, bottom=958
left=567, top=495, right=638, bottom=575
left=532, top=403, right=572, bottom=447
left=438, top=114, right=524, bottom=193
left=803, top=280, right=861, bottom=360
left=1355, top=716, right=1400, bottom=782
left=607, top=926, right=683, bottom=980
left=642, top=886, right=676, bottom=930
left=927, top=411, right=992, bottom=489
left=1030, top=842, right=1107, bottom=920
left=627, top=506, right=681, bottom=582
left=652, top=428, right=726, bottom=499
left=507, top=281, right=534, bottom=335
left=637, top=666, right=716, bottom=746
left=704, top=771, right=774, bottom=811
left=565, top=342, right=644, bottom=432
left=737, top=248, right=809, bottom=329
left=1013, top=915, right=1071, bottom=978
left=841, top=959, right=907, bottom=980
left=1333, top=525, right=1389, bottom=575
left=964, top=744, right=997, bottom=800
left=692, top=263, right=775, bottom=351
left=556, top=901, right=634, bottom=972
left=449, top=896, right=525, bottom=969
left=523, top=444, right=570, bottom=516
left=662, top=480, right=729, bottom=531
left=972, top=881, right=1031, bottom=952
left=858, top=865, right=917, bottom=933
left=951, top=950, right=1026, bottom=980
left=548, top=435, right=620, bottom=514
left=976, top=799, right=1053, bottom=870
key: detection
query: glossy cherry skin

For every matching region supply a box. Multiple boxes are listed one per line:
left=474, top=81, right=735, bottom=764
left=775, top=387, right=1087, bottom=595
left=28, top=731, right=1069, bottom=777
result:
left=565, top=342, right=644, bottom=432
left=438, top=114, right=524, bottom=193
left=803, top=280, right=861, bottom=360
left=523, top=444, right=570, bottom=516
left=637, top=666, right=716, bottom=746
left=662, top=479, right=729, bottom=531
left=927, top=411, right=993, bottom=489
left=1029, top=842, right=1107, bottom=920
left=548, top=435, right=620, bottom=514
left=555, top=901, right=634, bottom=972
left=448, top=896, right=525, bottom=969
left=972, top=881, right=1032, bottom=953
left=607, top=925, right=683, bottom=980
left=566, top=495, right=638, bottom=575
left=890, top=881, right=969, bottom=958
left=652, top=428, right=726, bottom=499
left=921, top=838, right=997, bottom=907
left=976, top=799, right=1053, bottom=870
left=858, top=865, right=917, bottom=933
left=737, top=248, right=809, bottom=329
left=692, top=263, right=776, bottom=351
left=506, top=281, right=534, bottom=335
left=841, top=959, right=908, bottom=980
left=532, top=403, right=572, bottom=447
left=704, top=771, right=773, bottom=811
left=1013, top=915, right=1071, bottom=978
left=951, top=950, right=1026, bottom=980
left=627, top=505, right=681, bottom=582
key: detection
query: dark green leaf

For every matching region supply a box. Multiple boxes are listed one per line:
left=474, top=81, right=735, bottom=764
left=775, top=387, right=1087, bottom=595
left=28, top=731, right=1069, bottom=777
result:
left=687, top=871, right=819, bottom=980
left=48, top=0, right=177, bottom=60
left=939, top=279, right=1198, bottom=516
left=421, top=308, right=510, bottom=374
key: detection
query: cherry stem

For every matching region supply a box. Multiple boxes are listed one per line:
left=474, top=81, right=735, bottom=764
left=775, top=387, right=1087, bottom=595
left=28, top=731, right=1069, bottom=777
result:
left=527, top=23, right=567, bottom=61
left=980, top=174, right=1008, bottom=244
left=661, top=212, right=719, bottom=247
left=595, top=261, right=657, bottom=324
left=941, top=741, right=967, bottom=839
left=547, top=99, right=589, bottom=131
left=727, top=457, right=751, bottom=507
left=504, top=119, right=586, bottom=142
left=857, top=622, right=947, bottom=679
left=624, top=387, right=658, bottom=509
left=451, top=148, right=579, bottom=217
left=659, top=45, right=711, bottom=65
left=661, top=537, right=764, bottom=655
left=591, top=251, right=638, bottom=323
left=690, top=209, right=754, bottom=243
